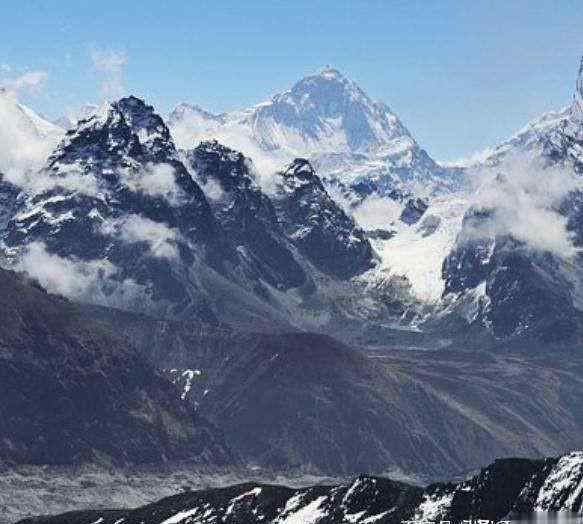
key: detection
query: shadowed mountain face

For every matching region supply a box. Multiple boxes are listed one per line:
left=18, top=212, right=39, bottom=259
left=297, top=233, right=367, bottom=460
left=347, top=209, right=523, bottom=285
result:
left=5, top=59, right=583, bottom=518
left=0, top=267, right=232, bottom=467
left=2, top=97, right=375, bottom=328
left=92, top=305, right=583, bottom=479
left=273, top=158, right=374, bottom=279
left=18, top=453, right=583, bottom=524
left=4, top=96, right=228, bottom=320
left=184, top=140, right=306, bottom=291
left=1, top=241, right=582, bottom=480
left=441, top=211, right=582, bottom=342
left=438, top=60, right=583, bottom=343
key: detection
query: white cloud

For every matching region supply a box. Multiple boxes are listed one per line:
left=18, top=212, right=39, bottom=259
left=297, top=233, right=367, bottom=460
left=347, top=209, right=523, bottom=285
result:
left=16, top=241, right=116, bottom=299
left=352, top=195, right=403, bottom=230
left=15, top=241, right=154, bottom=310
left=0, top=93, right=62, bottom=184
left=5, top=162, right=101, bottom=199
left=91, top=48, right=127, bottom=100
left=199, top=176, right=225, bottom=200
left=465, top=155, right=581, bottom=258
left=169, top=115, right=287, bottom=195
left=121, top=162, right=184, bottom=204
left=101, top=214, right=179, bottom=260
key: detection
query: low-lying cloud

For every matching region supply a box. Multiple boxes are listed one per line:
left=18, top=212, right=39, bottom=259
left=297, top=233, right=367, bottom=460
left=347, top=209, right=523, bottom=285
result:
left=101, top=214, right=179, bottom=260
left=170, top=115, right=287, bottom=195
left=465, top=155, right=581, bottom=258
left=16, top=241, right=116, bottom=299
left=352, top=195, right=403, bottom=230
left=15, top=241, right=154, bottom=311
left=0, top=91, right=62, bottom=185
left=122, top=162, right=184, bottom=204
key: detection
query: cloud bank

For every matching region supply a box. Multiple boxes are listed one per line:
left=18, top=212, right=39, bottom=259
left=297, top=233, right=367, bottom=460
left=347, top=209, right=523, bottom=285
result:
left=465, top=155, right=581, bottom=258
left=16, top=241, right=116, bottom=299
left=352, top=195, right=403, bottom=230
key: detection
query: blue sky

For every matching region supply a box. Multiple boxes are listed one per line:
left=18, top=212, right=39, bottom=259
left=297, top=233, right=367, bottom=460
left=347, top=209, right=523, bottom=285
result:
left=1, top=0, right=582, bottom=161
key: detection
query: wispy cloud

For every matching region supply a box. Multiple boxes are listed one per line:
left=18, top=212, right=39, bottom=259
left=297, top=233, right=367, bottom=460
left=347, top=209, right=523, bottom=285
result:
left=0, top=68, right=48, bottom=95
left=91, top=47, right=128, bottom=100
left=121, top=162, right=185, bottom=205
left=101, top=214, right=179, bottom=260
left=16, top=241, right=154, bottom=310
left=465, top=154, right=581, bottom=258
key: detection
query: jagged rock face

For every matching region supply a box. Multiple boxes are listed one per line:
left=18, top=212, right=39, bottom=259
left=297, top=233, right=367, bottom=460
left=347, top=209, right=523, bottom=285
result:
left=400, top=197, right=428, bottom=225
left=273, top=158, right=374, bottom=279
left=18, top=476, right=422, bottom=524
left=440, top=59, right=583, bottom=342
left=416, top=458, right=550, bottom=523
left=0, top=267, right=233, bottom=467
left=185, top=141, right=306, bottom=290
left=23, top=453, right=583, bottom=523
left=4, top=96, right=231, bottom=320
left=0, top=174, right=20, bottom=235
left=1, top=97, right=386, bottom=327
left=442, top=208, right=580, bottom=341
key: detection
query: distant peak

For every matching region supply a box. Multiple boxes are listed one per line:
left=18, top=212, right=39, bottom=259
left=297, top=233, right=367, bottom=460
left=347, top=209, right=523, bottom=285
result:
left=281, top=158, right=322, bottom=188
left=170, top=102, right=218, bottom=120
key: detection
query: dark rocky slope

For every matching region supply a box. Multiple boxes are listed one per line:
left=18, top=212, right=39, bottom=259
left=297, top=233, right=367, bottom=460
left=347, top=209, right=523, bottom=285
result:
left=88, top=302, right=583, bottom=479
left=273, top=158, right=374, bottom=279
left=0, top=267, right=232, bottom=466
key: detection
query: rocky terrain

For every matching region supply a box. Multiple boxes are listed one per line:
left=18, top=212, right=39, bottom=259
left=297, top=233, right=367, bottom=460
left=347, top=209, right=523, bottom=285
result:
left=15, top=452, right=583, bottom=523
left=3, top=52, right=583, bottom=524
left=0, top=266, right=232, bottom=467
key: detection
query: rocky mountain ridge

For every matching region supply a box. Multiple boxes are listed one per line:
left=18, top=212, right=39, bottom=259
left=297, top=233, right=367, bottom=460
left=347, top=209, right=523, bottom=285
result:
left=17, top=452, right=583, bottom=523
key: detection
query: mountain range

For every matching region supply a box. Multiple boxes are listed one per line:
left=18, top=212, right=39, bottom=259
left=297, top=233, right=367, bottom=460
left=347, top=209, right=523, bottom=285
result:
left=3, top=55, right=583, bottom=521
left=167, top=66, right=463, bottom=196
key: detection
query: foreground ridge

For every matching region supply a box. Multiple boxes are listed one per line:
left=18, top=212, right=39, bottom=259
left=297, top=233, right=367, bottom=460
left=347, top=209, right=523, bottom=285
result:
left=18, top=452, right=583, bottom=524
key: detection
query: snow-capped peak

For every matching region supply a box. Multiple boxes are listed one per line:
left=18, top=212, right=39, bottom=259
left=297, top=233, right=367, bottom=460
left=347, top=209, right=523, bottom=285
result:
left=168, top=67, right=412, bottom=157
left=252, top=66, right=411, bottom=155
left=168, top=102, right=221, bottom=126
left=0, top=90, right=64, bottom=180
left=167, top=68, right=459, bottom=197
left=453, top=55, right=583, bottom=168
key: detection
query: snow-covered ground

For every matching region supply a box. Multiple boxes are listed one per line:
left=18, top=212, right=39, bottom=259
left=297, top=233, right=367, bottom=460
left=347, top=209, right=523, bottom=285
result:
left=361, top=195, right=468, bottom=302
